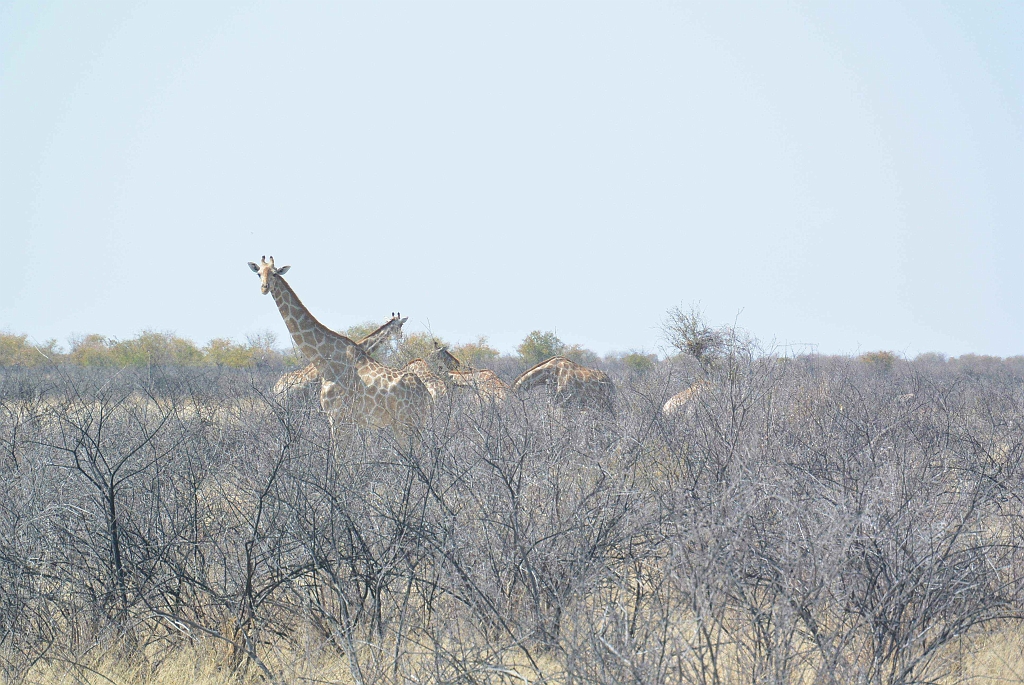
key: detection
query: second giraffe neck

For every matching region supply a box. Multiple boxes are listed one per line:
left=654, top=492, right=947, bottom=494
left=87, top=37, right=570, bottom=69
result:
left=269, top=275, right=360, bottom=368
left=359, top=320, right=398, bottom=355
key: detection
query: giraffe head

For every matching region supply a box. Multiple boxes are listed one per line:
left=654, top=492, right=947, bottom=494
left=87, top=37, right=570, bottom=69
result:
left=428, top=342, right=462, bottom=373
left=373, top=312, right=408, bottom=345
left=247, top=255, right=291, bottom=295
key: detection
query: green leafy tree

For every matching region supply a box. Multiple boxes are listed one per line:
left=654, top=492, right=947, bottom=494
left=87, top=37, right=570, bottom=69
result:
left=914, top=352, right=947, bottom=364
left=517, top=330, right=565, bottom=367
left=622, top=351, right=656, bottom=375
left=0, top=333, right=60, bottom=366
left=562, top=343, right=601, bottom=367
left=955, top=353, right=1002, bottom=367
left=859, top=350, right=899, bottom=372
left=106, top=331, right=203, bottom=366
left=69, top=334, right=115, bottom=366
left=452, top=337, right=500, bottom=367
left=244, top=330, right=282, bottom=366
left=204, top=338, right=256, bottom=368
left=343, top=321, right=379, bottom=342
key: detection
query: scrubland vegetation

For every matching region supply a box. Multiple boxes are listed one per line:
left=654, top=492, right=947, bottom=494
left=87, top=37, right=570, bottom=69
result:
left=1, top=318, right=1023, bottom=684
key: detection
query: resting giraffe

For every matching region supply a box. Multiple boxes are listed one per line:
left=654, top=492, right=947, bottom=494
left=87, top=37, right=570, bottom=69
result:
left=248, top=257, right=430, bottom=436
left=512, top=356, right=615, bottom=414
left=273, top=313, right=407, bottom=395
left=428, top=343, right=509, bottom=401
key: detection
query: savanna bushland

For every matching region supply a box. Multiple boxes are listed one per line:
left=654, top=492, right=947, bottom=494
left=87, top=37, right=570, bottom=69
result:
left=1, top=313, right=1023, bottom=685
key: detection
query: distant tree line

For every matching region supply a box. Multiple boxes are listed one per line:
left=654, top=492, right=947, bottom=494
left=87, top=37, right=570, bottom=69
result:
left=0, top=330, right=294, bottom=368
left=0, top=327, right=664, bottom=372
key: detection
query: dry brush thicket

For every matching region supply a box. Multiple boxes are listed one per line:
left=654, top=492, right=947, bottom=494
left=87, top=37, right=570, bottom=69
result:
left=1, top=347, right=1023, bottom=685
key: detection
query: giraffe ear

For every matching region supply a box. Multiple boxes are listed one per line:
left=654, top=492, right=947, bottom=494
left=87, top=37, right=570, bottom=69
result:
left=276, top=265, right=291, bottom=275
left=248, top=262, right=259, bottom=273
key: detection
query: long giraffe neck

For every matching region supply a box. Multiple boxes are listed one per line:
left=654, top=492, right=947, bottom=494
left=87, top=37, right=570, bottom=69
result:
left=268, top=275, right=361, bottom=379
left=513, top=358, right=560, bottom=391
left=358, top=319, right=401, bottom=356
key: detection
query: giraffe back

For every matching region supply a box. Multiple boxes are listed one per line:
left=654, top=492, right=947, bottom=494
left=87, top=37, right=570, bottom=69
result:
left=662, top=379, right=709, bottom=416
left=319, top=350, right=432, bottom=429
left=449, top=368, right=509, bottom=401
left=403, top=359, right=449, bottom=400
left=514, top=356, right=615, bottom=414
left=273, top=364, right=320, bottom=395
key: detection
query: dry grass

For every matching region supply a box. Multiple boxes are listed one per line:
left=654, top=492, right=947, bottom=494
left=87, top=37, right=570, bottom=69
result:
left=17, top=640, right=355, bottom=685
left=947, top=627, right=1024, bottom=685
left=12, top=624, right=1023, bottom=685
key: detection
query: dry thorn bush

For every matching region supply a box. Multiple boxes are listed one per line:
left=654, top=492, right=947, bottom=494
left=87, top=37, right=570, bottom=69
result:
left=0, top=343, right=1022, bottom=685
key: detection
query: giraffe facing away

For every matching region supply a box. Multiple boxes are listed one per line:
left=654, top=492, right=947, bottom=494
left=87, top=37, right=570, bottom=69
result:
left=428, top=343, right=509, bottom=401
left=513, top=356, right=615, bottom=414
left=248, top=256, right=430, bottom=435
left=272, top=313, right=408, bottom=395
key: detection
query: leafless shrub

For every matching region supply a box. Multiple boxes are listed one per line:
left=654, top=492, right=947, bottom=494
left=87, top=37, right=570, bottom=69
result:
left=1, top=343, right=1022, bottom=684
left=661, top=303, right=728, bottom=367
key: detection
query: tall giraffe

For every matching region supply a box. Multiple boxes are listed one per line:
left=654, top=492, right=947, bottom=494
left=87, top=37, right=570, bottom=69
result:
left=428, top=343, right=509, bottom=401
left=513, top=356, right=615, bottom=414
left=273, top=313, right=407, bottom=395
left=248, top=256, right=430, bottom=434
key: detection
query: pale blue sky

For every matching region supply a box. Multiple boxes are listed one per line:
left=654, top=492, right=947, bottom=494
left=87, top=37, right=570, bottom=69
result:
left=1, top=1, right=1021, bottom=357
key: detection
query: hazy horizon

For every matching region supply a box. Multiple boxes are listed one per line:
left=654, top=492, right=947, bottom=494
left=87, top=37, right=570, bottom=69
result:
left=2, top=1, right=1021, bottom=358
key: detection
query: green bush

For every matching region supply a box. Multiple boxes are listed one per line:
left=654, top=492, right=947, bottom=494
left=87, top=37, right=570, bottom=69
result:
left=107, top=331, right=204, bottom=366
left=62, top=331, right=283, bottom=368
left=516, top=331, right=601, bottom=367
left=4, top=330, right=300, bottom=368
